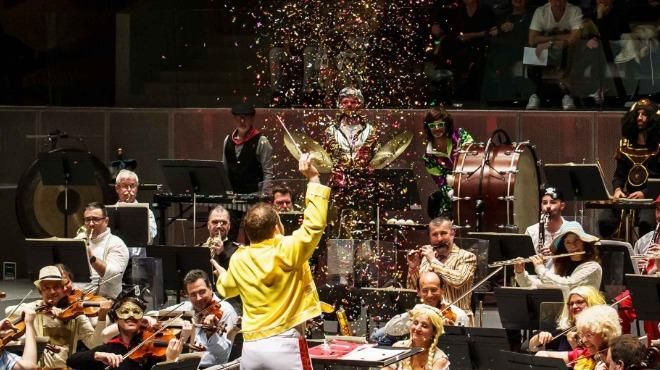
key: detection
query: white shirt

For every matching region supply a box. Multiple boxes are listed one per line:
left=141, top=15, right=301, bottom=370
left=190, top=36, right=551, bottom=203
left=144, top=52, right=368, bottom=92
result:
left=81, top=228, right=129, bottom=299
left=162, top=296, right=238, bottom=367
left=634, top=229, right=655, bottom=256
left=529, top=3, right=582, bottom=33
left=525, top=218, right=584, bottom=270
left=515, top=260, right=602, bottom=295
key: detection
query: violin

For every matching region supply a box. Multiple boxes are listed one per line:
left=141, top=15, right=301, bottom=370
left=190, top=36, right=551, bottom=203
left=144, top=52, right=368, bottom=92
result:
left=439, top=304, right=457, bottom=325
left=57, top=289, right=108, bottom=322
left=127, top=320, right=205, bottom=362
left=0, top=304, right=51, bottom=350
left=193, top=301, right=226, bottom=334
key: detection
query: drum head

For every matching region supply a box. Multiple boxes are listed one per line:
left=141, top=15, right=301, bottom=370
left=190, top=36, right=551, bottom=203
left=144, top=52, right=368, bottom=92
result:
left=513, top=145, right=540, bottom=232
left=16, top=148, right=114, bottom=238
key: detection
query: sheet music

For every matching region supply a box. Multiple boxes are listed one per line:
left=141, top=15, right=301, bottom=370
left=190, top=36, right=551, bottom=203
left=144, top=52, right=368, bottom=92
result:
left=341, top=346, right=409, bottom=361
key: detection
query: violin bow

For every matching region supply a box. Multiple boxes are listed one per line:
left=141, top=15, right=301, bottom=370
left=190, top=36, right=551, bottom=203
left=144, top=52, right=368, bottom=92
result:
left=441, top=266, right=503, bottom=313
left=5, top=290, right=33, bottom=319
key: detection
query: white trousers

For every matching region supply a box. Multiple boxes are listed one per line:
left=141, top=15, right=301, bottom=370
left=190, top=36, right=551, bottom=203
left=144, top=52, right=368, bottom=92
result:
left=241, top=328, right=312, bottom=370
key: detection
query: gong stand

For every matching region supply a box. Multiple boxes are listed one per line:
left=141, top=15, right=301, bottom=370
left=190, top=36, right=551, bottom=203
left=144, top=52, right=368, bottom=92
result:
left=37, top=151, right=97, bottom=237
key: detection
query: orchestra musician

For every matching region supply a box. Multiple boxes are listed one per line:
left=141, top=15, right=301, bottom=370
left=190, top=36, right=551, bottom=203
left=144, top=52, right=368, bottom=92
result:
left=75, top=202, right=130, bottom=299
left=67, top=290, right=186, bottom=370
left=372, top=272, right=469, bottom=345
left=114, top=169, right=157, bottom=255
left=101, top=270, right=239, bottom=368
left=536, top=304, right=622, bottom=370
left=407, top=217, right=477, bottom=325
left=525, top=187, right=583, bottom=261
left=514, top=228, right=602, bottom=291
left=0, top=310, right=37, bottom=370
left=382, top=304, right=450, bottom=370
left=598, top=98, right=660, bottom=238
left=271, top=185, right=293, bottom=213
left=204, top=205, right=240, bottom=271
left=212, top=155, right=328, bottom=370
left=527, top=286, right=606, bottom=352
left=606, top=334, right=648, bottom=370
left=4, top=265, right=111, bottom=368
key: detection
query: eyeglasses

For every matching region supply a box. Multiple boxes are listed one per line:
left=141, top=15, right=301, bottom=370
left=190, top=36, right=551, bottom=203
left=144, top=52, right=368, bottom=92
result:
left=84, top=216, right=106, bottom=223
left=427, top=120, right=446, bottom=130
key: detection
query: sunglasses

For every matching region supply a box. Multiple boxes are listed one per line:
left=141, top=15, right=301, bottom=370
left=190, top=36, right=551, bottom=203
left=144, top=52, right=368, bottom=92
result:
left=427, top=120, right=446, bottom=130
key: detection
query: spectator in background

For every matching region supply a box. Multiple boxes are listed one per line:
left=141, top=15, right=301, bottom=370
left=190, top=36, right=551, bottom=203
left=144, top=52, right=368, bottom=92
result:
left=454, top=0, right=496, bottom=102
left=425, top=20, right=458, bottom=106
left=525, top=0, right=583, bottom=110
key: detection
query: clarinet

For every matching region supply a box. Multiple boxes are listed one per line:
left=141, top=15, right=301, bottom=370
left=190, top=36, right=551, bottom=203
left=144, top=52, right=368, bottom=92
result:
left=538, top=212, right=549, bottom=253
left=642, top=222, right=660, bottom=274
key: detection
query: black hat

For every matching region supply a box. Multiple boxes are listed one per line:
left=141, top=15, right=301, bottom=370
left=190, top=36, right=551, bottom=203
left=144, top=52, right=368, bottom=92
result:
left=231, top=103, right=256, bottom=116
left=543, top=186, right=564, bottom=201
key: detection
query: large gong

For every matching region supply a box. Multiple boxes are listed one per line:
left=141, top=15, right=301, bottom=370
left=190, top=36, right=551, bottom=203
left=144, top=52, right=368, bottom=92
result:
left=16, top=148, right=115, bottom=238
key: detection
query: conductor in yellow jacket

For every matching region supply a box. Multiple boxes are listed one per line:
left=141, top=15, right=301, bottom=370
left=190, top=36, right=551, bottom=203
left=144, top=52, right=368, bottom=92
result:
left=212, top=154, right=329, bottom=370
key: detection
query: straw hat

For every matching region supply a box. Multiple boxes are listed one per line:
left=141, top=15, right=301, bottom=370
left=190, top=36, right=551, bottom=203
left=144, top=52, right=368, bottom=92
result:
left=33, top=265, right=66, bottom=288
left=552, top=228, right=600, bottom=250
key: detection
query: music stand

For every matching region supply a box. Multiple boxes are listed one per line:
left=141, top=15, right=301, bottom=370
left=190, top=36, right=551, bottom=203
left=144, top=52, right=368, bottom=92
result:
left=468, top=233, right=536, bottom=286
left=37, top=151, right=97, bottom=237
left=438, top=326, right=471, bottom=370
left=158, top=159, right=232, bottom=246
left=361, top=287, right=418, bottom=322
left=626, top=274, right=660, bottom=320
left=25, top=238, right=91, bottom=283
left=145, top=245, right=214, bottom=302
left=495, top=287, right=564, bottom=332
left=599, top=240, right=636, bottom=300
left=469, top=327, right=510, bottom=370
left=150, top=355, right=201, bottom=370
left=500, top=350, right=568, bottom=370
left=106, top=204, right=150, bottom=247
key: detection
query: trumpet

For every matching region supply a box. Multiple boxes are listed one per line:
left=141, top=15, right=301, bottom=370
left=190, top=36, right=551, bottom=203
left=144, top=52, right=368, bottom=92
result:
left=204, top=235, right=222, bottom=259
left=488, top=251, right=585, bottom=268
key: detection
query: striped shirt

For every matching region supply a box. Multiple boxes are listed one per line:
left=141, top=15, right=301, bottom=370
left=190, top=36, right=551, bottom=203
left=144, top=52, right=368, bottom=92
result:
left=0, top=351, right=18, bottom=370
left=408, top=244, right=477, bottom=316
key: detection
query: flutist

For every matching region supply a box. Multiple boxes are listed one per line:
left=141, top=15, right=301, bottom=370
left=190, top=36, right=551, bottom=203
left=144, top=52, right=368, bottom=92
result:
left=514, top=228, right=602, bottom=291
left=407, top=217, right=477, bottom=325
left=524, top=187, right=583, bottom=268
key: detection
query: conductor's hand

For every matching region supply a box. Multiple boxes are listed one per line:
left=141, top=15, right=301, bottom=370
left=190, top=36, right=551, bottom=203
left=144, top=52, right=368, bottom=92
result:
left=299, top=153, right=320, bottom=184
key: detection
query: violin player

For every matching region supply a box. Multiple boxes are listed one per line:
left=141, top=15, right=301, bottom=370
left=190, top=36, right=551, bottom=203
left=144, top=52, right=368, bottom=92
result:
left=4, top=265, right=111, bottom=368
left=407, top=217, right=477, bottom=325
left=67, top=290, right=186, bottom=370
left=0, top=310, right=38, bottom=370
left=372, top=271, right=469, bottom=346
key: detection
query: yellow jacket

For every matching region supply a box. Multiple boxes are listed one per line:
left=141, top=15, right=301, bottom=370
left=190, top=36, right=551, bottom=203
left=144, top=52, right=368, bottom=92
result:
left=216, top=182, right=330, bottom=341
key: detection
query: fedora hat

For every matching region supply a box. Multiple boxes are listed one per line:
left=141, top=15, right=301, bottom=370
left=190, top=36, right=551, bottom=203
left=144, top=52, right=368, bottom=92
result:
left=33, top=265, right=66, bottom=288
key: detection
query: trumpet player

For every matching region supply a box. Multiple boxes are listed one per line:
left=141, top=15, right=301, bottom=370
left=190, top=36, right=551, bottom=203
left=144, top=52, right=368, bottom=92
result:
left=514, top=228, right=602, bottom=291
left=205, top=205, right=239, bottom=270
left=525, top=187, right=583, bottom=260
left=76, top=202, right=129, bottom=299
left=114, top=169, right=157, bottom=252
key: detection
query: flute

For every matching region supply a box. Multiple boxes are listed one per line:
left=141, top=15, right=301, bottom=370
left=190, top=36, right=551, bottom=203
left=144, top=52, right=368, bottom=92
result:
left=488, top=251, right=585, bottom=268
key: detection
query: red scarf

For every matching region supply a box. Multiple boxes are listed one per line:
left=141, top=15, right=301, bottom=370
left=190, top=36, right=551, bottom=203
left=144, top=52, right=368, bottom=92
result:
left=231, top=127, right=260, bottom=145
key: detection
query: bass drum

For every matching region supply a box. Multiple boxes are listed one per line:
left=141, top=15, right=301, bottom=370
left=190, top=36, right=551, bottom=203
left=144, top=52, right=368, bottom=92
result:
left=16, top=148, right=115, bottom=238
left=453, top=141, right=540, bottom=233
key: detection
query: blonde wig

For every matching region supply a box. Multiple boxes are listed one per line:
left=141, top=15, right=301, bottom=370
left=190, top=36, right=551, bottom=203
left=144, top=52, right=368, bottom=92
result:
left=575, top=304, right=622, bottom=346
left=408, top=304, right=445, bottom=369
left=557, top=286, right=606, bottom=330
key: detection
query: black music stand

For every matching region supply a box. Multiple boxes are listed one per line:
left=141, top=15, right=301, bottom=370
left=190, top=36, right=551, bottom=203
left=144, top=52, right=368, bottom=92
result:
left=468, top=233, right=536, bottom=285
left=599, top=240, right=636, bottom=299
left=25, top=238, right=92, bottom=282
left=500, top=350, right=568, bottom=370
left=438, top=326, right=471, bottom=370
left=544, top=164, right=610, bottom=202
left=150, top=355, right=201, bottom=370
left=159, top=159, right=232, bottom=246
left=626, top=274, right=660, bottom=320
left=495, top=287, right=564, bottom=332
left=361, top=287, right=418, bottom=322
left=106, top=204, right=150, bottom=246
left=438, top=326, right=510, bottom=370
left=145, top=245, right=214, bottom=302
left=37, top=151, right=97, bottom=237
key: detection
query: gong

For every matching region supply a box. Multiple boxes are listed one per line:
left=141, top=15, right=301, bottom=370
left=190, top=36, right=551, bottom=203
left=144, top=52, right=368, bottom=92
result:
left=16, top=148, right=114, bottom=238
